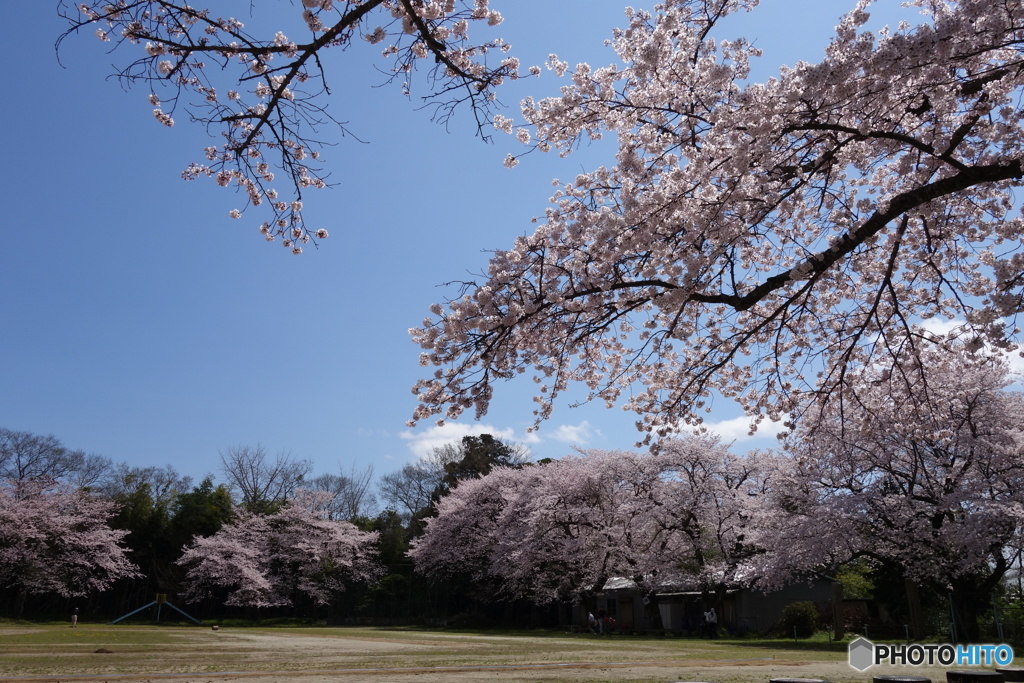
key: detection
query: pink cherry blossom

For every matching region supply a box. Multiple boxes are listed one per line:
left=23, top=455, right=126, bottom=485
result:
left=411, top=0, right=1024, bottom=444
left=759, top=346, right=1024, bottom=637
left=412, top=435, right=772, bottom=607
left=0, top=479, right=139, bottom=615
left=177, top=490, right=380, bottom=608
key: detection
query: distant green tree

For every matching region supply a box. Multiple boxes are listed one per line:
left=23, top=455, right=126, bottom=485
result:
left=405, top=434, right=530, bottom=538
left=351, top=509, right=423, bottom=620
left=101, top=465, right=192, bottom=596
left=365, top=509, right=412, bottom=568
left=168, top=477, right=235, bottom=549
left=432, top=434, right=530, bottom=501
left=833, top=560, right=875, bottom=601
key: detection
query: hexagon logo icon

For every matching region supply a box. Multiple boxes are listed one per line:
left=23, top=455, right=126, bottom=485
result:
left=849, top=637, right=875, bottom=671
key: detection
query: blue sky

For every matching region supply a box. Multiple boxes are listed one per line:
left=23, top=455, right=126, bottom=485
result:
left=1, top=0, right=914, bottom=485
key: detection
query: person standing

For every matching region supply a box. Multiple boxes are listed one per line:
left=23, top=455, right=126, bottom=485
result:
left=71, top=608, right=79, bottom=628
left=706, top=607, right=717, bottom=639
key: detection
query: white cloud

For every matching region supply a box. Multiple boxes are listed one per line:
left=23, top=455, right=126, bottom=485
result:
left=917, top=317, right=1024, bottom=377
left=549, top=421, right=599, bottom=445
left=684, top=415, right=787, bottom=444
left=399, top=423, right=540, bottom=461
left=918, top=317, right=965, bottom=338
left=1005, top=353, right=1024, bottom=378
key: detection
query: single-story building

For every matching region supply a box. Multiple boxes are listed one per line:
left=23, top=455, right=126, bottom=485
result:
left=576, top=573, right=843, bottom=635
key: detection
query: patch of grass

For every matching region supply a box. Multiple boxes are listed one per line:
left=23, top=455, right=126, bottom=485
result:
left=1, top=625, right=186, bottom=646
left=727, top=631, right=853, bottom=653
left=0, top=623, right=929, bottom=682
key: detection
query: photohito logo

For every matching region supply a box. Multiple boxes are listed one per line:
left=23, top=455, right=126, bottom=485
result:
left=848, top=637, right=1014, bottom=671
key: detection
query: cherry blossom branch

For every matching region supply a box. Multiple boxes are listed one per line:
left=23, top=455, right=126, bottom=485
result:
left=58, top=0, right=525, bottom=252
left=412, top=0, right=1024, bottom=441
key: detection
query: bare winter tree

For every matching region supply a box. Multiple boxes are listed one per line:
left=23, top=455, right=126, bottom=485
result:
left=308, top=464, right=377, bottom=521
left=377, top=444, right=470, bottom=522
left=0, top=428, right=111, bottom=490
left=378, top=461, right=442, bottom=523
left=219, top=444, right=312, bottom=514
left=96, top=463, right=193, bottom=508
left=69, top=453, right=114, bottom=490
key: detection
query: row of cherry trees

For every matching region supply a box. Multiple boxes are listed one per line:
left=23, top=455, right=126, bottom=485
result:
left=5, top=347, right=1023, bottom=634
left=0, top=429, right=521, bottom=622
left=0, top=434, right=388, bottom=620
left=4, top=351, right=1022, bottom=632
left=55, top=0, right=1024, bottom=637
left=411, top=350, right=1024, bottom=638
left=411, top=436, right=773, bottom=630
left=0, top=475, right=381, bottom=620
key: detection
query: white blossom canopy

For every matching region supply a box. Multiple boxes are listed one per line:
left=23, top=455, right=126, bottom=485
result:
left=411, top=0, right=1024, bottom=441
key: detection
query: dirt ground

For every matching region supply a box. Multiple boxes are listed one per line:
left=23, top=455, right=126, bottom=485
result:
left=0, top=627, right=963, bottom=683
left=1, top=661, right=952, bottom=683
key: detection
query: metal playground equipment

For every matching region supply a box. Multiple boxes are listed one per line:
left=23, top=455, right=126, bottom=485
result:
left=108, top=593, right=202, bottom=625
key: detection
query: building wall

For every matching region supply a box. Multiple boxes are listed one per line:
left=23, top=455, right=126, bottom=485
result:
left=734, top=577, right=841, bottom=634
left=574, top=576, right=843, bottom=635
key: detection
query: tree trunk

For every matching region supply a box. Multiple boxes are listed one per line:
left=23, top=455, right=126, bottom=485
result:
left=905, top=579, right=924, bottom=641
left=832, top=580, right=845, bottom=640
left=14, top=586, right=27, bottom=620
left=949, top=584, right=984, bottom=642
left=643, top=590, right=664, bottom=631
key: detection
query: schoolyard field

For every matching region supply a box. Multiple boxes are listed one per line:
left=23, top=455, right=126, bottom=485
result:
left=0, top=623, right=964, bottom=683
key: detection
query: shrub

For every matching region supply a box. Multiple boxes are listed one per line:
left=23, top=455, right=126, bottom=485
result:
left=778, top=601, right=818, bottom=638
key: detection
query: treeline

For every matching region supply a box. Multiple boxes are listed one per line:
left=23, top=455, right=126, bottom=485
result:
left=0, top=429, right=540, bottom=625
left=9, top=349, right=1024, bottom=641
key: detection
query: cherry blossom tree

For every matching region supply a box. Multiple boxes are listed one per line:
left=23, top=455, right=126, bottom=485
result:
left=0, top=480, right=139, bottom=618
left=177, top=490, right=380, bottom=609
left=411, top=0, right=1024, bottom=443
left=761, top=347, right=1024, bottom=639
left=411, top=435, right=772, bottom=620
left=409, top=465, right=529, bottom=601
left=651, top=438, right=777, bottom=596
left=59, top=0, right=528, bottom=251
